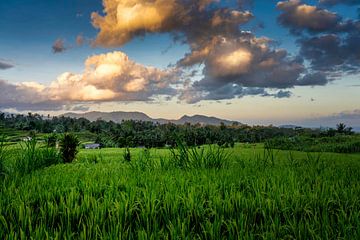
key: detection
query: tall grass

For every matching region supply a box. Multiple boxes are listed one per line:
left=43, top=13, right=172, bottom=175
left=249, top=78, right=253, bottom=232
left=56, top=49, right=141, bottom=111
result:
left=1, top=141, right=360, bottom=238
left=13, top=136, right=62, bottom=176
left=170, top=140, right=230, bottom=169
left=0, top=135, right=8, bottom=179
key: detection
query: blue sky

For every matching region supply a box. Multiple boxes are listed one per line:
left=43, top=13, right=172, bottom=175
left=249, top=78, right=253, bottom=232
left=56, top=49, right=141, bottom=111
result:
left=0, top=0, right=359, bottom=127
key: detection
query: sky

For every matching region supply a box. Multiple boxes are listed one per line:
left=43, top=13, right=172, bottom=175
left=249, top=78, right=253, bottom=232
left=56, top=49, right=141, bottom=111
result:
left=0, top=0, right=359, bottom=127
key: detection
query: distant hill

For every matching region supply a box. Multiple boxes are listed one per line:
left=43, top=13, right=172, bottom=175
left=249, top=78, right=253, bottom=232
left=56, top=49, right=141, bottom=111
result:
left=278, top=125, right=303, bottom=129
left=62, top=111, right=239, bottom=126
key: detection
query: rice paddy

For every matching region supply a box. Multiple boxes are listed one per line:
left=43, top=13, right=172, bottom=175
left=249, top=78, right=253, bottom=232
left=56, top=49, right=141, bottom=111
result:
left=1, top=143, right=360, bottom=239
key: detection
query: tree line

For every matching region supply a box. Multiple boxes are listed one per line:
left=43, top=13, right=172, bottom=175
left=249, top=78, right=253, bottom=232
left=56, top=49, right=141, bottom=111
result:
left=0, top=112, right=354, bottom=148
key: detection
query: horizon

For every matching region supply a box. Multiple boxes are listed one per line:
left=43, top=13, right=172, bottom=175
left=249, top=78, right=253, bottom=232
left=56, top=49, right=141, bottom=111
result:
left=2, top=109, right=360, bottom=130
left=1, top=0, right=359, bottom=127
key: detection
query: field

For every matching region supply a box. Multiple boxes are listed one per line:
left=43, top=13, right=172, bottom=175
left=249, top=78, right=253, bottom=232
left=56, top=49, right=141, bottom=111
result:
left=1, top=143, right=360, bottom=239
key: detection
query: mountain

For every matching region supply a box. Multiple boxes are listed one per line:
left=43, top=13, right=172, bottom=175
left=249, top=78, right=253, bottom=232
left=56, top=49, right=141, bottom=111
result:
left=62, top=111, right=239, bottom=126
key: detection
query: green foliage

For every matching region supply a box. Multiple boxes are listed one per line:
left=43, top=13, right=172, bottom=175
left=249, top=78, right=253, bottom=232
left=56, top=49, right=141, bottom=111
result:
left=0, top=135, right=8, bottom=179
left=59, top=133, right=80, bottom=163
left=170, top=139, right=230, bottom=169
left=123, top=147, right=131, bottom=162
left=1, top=145, right=360, bottom=239
left=267, top=135, right=360, bottom=153
left=13, top=136, right=62, bottom=176
left=45, top=133, right=57, bottom=147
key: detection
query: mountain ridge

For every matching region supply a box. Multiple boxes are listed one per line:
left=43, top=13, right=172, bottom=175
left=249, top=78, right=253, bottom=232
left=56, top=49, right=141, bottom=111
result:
left=62, top=111, right=239, bottom=126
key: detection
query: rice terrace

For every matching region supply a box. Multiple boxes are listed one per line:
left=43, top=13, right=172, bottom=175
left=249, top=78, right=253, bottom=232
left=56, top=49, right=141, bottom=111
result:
left=1, top=0, right=360, bottom=239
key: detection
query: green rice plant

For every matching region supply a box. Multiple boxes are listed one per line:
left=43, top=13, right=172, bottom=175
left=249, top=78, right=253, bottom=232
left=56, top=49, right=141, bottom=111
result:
left=39, top=146, right=62, bottom=166
left=1, top=144, right=360, bottom=239
left=254, top=144, right=278, bottom=169
left=203, top=144, right=231, bottom=169
left=170, top=139, right=230, bottom=169
left=59, top=133, right=80, bottom=163
left=14, top=136, right=39, bottom=175
left=169, top=139, right=191, bottom=169
left=286, top=151, right=300, bottom=168
left=13, top=136, right=62, bottom=176
left=130, top=148, right=155, bottom=171
left=0, top=135, right=8, bottom=179
left=305, top=151, right=327, bottom=175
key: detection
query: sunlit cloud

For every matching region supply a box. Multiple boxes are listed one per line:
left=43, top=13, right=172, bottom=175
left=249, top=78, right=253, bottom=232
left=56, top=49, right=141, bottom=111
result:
left=0, top=51, right=180, bottom=111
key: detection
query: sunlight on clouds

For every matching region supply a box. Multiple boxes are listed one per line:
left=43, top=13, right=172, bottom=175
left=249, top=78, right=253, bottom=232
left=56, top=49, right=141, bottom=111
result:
left=215, top=48, right=253, bottom=76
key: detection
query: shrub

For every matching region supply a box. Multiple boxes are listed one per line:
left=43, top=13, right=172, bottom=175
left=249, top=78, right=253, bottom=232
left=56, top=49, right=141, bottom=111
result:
left=45, top=133, right=58, bottom=147
left=123, top=147, right=131, bottom=162
left=59, top=133, right=80, bottom=163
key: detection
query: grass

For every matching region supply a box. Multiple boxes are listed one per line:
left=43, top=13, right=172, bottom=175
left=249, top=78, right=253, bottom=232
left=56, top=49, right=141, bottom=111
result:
left=0, top=143, right=360, bottom=238
left=267, top=135, right=360, bottom=153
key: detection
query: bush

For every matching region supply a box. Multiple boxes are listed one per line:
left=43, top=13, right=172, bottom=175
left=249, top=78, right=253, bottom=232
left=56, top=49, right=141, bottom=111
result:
left=45, top=133, right=57, bottom=147
left=59, top=133, right=80, bottom=163
left=123, top=147, right=131, bottom=162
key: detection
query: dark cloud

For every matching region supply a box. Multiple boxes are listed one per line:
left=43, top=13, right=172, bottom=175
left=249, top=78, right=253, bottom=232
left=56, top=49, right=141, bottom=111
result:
left=299, top=34, right=360, bottom=72
left=65, top=104, right=90, bottom=112
left=277, top=0, right=360, bottom=77
left=0, top=80, right=64, bottom=111
left=272, top=90, right=293, bottom=98
left=297, top=72, right=330, bottom=86
left=277, top=0, right=341, bottom=34
left=52, top=39, right=67, bottom=53
left=177, top=32, right=330, bottom=103
left=296, top=109, right=360, bottom=128
left=0, top=60, right=14, bottom=70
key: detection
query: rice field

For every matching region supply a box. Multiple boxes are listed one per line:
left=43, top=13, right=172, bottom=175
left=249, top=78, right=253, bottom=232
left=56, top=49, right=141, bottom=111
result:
left=1, top=144, right=360, bottom=239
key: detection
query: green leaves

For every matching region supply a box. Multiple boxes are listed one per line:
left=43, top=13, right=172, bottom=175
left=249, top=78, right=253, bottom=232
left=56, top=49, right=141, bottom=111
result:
left=60, top=133, right=80, bottom=163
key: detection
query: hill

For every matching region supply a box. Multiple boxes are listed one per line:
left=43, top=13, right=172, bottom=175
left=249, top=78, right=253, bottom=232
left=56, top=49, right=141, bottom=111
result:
left=62, top=111, right=239, bottom=126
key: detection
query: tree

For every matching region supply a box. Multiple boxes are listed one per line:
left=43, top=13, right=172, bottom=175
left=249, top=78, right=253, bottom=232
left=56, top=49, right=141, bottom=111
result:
left=59, top=133, right=80, bottom=163
left=336, top=123, right=347, bottom=134
left=336, top=123, right=354, bottom=135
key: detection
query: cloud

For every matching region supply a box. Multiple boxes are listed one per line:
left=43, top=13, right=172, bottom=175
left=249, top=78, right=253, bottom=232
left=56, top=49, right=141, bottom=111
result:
left=0, top=60, right=14, bottom=70
left=296, top=109, right=360, bottom=128
left=0, top=51, right=180, bottom=111
left=277, top=1, right=360, bottom=74
left=177, top=33, right=330, bottom=103
left=47, top=51, right=179, bottom=102
left=91, top=0, right=322, bottom=103
left=299, top=34, right=360, bottom=72
left=52, top=39, right=67, bottom=53
left=277, top=0, right=342, bottom=33
left=0, top=80, right=63, bottom=111
left=91, top=0, right=253, bottom=47
left=76, top=34, right=85, bottom=46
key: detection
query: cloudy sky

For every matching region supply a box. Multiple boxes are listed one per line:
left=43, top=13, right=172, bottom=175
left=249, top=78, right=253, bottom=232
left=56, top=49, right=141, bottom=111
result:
left=0, top=0, right=359, bottom=126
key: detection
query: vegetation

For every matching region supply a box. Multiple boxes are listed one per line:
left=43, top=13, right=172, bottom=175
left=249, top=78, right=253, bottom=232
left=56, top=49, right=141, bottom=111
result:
left=267, top=134, right=360, bottom=153
left=0, top=139, right=359, bottom=238
left=1, top=114, right=360, bottom=238
left=59, top=133, right=80, bottom=163
left=0, top=111, right=333, bottom=148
